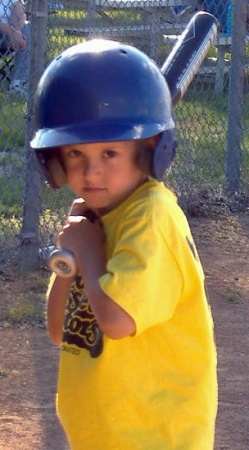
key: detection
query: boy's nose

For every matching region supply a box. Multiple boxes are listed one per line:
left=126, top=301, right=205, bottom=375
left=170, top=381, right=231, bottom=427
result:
left=83, top=158, right=101, bottom=177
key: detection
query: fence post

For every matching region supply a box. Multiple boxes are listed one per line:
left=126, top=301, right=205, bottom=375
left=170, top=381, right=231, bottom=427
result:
left=226, top=0, right=247, bottom=192
left=20, top=0, right=48, bottom=271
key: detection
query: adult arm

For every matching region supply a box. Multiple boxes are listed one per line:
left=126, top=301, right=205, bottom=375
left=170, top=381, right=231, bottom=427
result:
left=0, top=1, right=27, bottom=49
left=0, top=19, right=26, bottom=49
left=9, top=1, right=27, bottom=30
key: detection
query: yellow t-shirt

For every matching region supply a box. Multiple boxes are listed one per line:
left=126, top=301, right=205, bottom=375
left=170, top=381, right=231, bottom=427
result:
left=57, top=179, right=218, bottom=450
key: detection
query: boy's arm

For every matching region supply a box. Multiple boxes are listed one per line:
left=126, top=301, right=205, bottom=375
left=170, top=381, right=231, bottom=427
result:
left=83, top=261, right=136, bottom=340
left=46, top=275, right=73, bottom=346
left=58, top=216, right=136, bottom=340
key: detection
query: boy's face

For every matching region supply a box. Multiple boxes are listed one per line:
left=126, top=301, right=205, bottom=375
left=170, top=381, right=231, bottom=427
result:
left=60, top=140, right=149, bottom=214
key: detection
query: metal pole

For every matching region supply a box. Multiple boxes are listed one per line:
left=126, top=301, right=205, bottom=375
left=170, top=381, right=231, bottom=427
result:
left=20, top=0, right=48, bottom=271
left=226, top=0, right=247, bottom=192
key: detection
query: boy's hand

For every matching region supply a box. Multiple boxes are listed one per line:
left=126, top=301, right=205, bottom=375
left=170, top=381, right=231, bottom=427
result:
left=57, top=215, right=105, bottom=275
left=49, top=210, right=104, bottom=278
left=67, top=198, right=99, bottom=222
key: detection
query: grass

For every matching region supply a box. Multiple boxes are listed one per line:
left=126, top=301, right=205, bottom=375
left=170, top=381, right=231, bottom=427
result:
left=8, top=303, right=42, bottom=323
left=0, top=89, right=27, bottom=234
left=0, top=270, right=50, bottom=325
left=167, top=86, right=229, bottom=191
left=224, top=287, right=242, bottom=303
left=172, top=84, right=249, bottom=188
left=0, top=178, right=24, bottom=215
left=0, top=92, right=27, bottom=149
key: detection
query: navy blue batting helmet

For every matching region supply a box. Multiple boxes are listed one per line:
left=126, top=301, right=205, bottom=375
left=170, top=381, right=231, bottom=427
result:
left=31, top=39, right=177, bottom=187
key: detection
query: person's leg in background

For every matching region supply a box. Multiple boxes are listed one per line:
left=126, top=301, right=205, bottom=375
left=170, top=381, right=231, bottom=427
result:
left=0, top=32, right=15, bottom=84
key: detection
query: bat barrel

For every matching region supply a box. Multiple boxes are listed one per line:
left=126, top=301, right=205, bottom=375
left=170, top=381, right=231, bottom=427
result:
left=162, top=11, right=219, bottom=106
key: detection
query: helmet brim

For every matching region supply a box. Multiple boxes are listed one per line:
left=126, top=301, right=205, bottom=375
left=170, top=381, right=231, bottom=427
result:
left=31, top=119, right=175, bottom=149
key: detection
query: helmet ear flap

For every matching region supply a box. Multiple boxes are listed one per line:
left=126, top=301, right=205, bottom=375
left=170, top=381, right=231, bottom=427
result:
left=36, top=151, right=67, bottom=189
left=152, top=130, right=177, bottom=181
left=46, top=157, right=67, bottom=189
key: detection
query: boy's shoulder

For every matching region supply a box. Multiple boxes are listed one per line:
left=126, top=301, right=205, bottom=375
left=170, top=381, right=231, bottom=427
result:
left=122, top=179, right=179, bottom=223
left=134, top=179, right=177, bottom=211
left=102, top=179, right=191, bottom=247
left=103, top=179, right=180, bottom=228
left=129, top=179, right=189, bottom=232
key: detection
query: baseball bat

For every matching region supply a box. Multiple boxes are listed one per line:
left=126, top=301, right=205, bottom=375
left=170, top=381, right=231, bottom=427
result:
left=162, top=11, right=219, bottom=105
left=49, top=11, right=219, bottom=278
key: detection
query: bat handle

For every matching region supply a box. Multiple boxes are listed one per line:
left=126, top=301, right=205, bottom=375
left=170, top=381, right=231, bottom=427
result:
left=49, top=248, right=77, bottom=278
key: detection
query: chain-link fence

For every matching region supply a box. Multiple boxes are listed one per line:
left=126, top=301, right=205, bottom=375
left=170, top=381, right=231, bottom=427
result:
left=0, top=0, right=248, bottom=271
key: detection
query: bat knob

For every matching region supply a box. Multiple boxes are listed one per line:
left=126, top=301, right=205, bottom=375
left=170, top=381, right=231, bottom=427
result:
left=49, top=249, right=77, bottom=278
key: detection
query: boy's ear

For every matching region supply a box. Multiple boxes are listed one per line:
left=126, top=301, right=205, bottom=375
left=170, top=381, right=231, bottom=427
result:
left=47, top=156, right=67, bottom=188
left=137, top=136, right=158, bottom=175
left=138, top=146, right=153, bottom=175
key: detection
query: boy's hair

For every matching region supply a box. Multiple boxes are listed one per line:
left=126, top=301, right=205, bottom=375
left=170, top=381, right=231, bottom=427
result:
left=31, top=39, right=177, bottom=188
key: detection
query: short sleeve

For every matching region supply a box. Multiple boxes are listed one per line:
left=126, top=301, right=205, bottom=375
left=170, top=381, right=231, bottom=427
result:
left=99, top=212, right=183, bottom=336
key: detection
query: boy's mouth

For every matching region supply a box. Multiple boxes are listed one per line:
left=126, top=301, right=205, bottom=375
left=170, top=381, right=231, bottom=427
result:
left=83, top=187, right=106, bottom=193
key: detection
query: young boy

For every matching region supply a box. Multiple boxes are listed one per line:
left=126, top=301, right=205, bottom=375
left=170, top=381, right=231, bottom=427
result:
left=31, top=39, right=218, bottom=449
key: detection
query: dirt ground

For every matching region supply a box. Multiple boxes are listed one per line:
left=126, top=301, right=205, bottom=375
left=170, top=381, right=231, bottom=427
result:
left=0, top=212, right=249, bottom=450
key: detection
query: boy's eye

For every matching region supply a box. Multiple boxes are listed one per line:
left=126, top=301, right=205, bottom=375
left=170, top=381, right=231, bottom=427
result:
left=103, top=150, right=117, bottom=158
left=68, top=149, right=82, bottom=158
